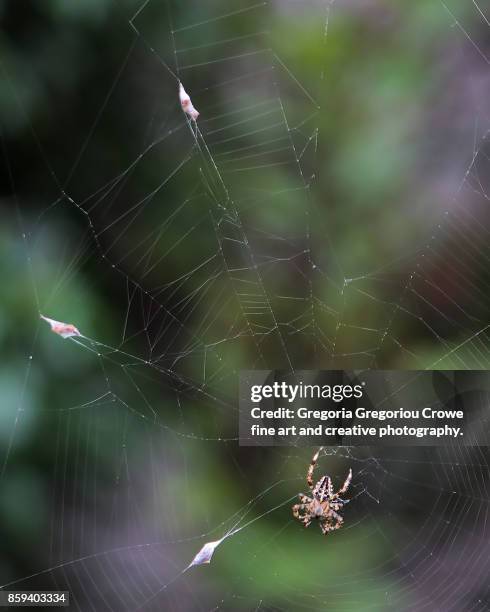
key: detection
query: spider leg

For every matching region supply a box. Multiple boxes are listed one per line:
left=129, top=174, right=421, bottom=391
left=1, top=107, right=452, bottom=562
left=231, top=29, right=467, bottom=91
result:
left=299, top=493, right=312, bottom=504
left=306, top=447, right=322, bottom=490
left=337, top=468, right=352, bottom=496
left=320, top=519, right=334, bottom=535
left=329, top=499, right=348, bottom=512
left=322, top=520, right=342, bottom=535
left=292, top=503, right=305, bottom=520
left=292, top=503, right=309, bottom=520
left=330, top=509, right=344, bottom=528
left=292, top=503, right=312, bottom=528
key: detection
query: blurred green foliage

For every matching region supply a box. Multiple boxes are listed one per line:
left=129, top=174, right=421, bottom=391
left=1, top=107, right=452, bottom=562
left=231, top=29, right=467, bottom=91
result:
left=0, top=1, right=488, bottom=609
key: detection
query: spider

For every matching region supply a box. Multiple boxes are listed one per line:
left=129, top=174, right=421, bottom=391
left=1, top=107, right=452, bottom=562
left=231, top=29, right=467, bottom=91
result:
left=292, top=448, right=352, bottom=535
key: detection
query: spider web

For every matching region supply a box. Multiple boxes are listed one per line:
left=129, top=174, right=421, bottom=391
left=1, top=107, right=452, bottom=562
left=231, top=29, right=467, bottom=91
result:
left=1, top=0, right=489, bottom=610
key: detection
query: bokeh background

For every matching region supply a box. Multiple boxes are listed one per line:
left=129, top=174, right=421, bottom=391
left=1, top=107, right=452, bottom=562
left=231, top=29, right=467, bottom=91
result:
left=1, top=0, right=489, bottom=610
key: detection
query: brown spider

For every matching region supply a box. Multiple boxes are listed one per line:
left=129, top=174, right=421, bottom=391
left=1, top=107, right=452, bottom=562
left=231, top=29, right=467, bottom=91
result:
left=292, top=448, right=352, bottom=535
